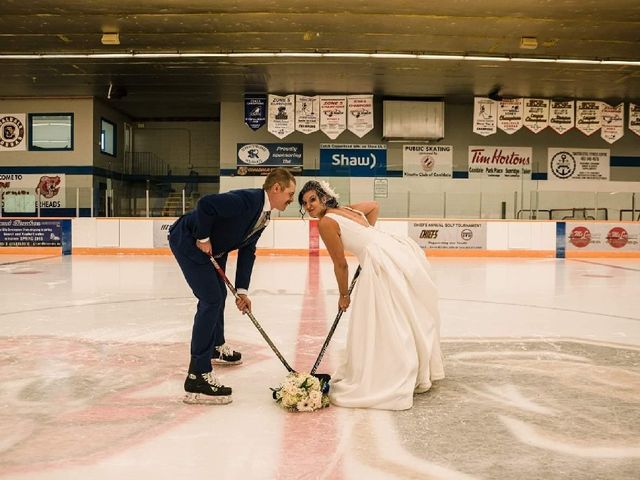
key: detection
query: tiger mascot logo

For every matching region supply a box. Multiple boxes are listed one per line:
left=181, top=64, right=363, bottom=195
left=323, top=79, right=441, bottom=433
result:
left=35, top=175, right=61, bottom=199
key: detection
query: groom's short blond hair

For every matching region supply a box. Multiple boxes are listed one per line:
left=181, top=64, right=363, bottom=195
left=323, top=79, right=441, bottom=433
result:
left=263, top=168, right=296, bottom=191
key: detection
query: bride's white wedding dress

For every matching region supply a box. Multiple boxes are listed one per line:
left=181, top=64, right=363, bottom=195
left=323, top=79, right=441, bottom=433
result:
left=326, top=211, right=445, bottom=410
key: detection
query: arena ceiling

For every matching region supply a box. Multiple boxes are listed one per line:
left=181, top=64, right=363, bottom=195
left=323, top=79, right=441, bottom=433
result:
left=1, top=0, right=639, bottom=119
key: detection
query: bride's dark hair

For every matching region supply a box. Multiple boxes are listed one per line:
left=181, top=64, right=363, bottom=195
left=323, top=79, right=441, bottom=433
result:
left=298, top=180, right=339, bottom=216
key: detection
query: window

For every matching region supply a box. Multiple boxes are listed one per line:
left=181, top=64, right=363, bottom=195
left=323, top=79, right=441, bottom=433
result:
left=100, top=118, right=116, bottom=156
left=28, top=113, right=74, bottom=151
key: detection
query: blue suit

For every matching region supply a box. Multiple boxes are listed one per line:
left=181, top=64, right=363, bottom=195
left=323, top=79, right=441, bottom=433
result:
left=169, top=188, right=267, bottom=373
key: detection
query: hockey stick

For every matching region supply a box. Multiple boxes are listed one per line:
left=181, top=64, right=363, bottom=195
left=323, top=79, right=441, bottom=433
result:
left=310, top=265, right=362, bottom=375
left=209, top=255, right=294, bottom=373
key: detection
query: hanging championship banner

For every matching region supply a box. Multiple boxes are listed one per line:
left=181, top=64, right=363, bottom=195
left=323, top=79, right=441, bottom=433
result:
left=600, top=103, right=624, bottom=144
left=0, top=114, right=27, bottom=151
left=244, top=94, right=267, bottom=131
left=267, top=94, right=295, bottom=139
left=565, top=222, right=640, bottom=252
left=547, top=148, right=610, bottom=181
left=576, top=101, right=602, bottom=136
left=468, top=146, right=532, bottom=179
left=320, top=96, right=347, bottom=139
left=629, top=103, right=640, bottom=137
left=347, top=95, right=374, bottom=138
left=473, top=98, right=497, bottom=136
left=295, top=95, right=319, bottom=134
left=497, top=98, right=523, bottom=134
left=0, top=173, right=66, bottom=208
left=523, top=98, right=549, bottom=133
left=549, top=100, right=575, bottom=134
left=403, top=145, right=453, bottom=178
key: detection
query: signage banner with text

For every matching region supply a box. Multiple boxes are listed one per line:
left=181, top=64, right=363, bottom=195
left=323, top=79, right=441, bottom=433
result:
left=319, top=144, right=386, bottom=176
left=566, top=222, right=639, bottom=251
left=468, top=146, right=532, bottom=179
left=236, top=143, right=303, bottom=175
left=547, top=148, right=610, bottom=181
left=403, top=145, right=452, bottom=178
left=409, top=221, right=487, bottom=249
left=0, top=173, right=66, bottom=208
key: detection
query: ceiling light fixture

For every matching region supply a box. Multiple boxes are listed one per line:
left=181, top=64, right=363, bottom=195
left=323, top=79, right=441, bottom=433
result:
left=0, top=51, right=638, bottom=66
left=101, top=33, right=120, bottom=46
left=519, top=37, right=538, bottom=50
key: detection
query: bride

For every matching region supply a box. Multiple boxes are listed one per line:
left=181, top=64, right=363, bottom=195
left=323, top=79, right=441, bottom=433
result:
left=298, top=180, right=445, bottom=410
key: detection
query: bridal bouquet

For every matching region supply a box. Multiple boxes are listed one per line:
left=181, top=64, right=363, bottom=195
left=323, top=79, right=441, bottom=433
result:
left=271, top=372, right=330, bottom=412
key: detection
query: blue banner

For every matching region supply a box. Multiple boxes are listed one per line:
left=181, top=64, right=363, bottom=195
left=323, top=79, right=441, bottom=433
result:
left=236, top=143, right=303, bottom=176
left=244, top=94, right=267, bottom=131
left=0, top=219, right=62, bottom=246
left=319, top=144, right=387, bottom=177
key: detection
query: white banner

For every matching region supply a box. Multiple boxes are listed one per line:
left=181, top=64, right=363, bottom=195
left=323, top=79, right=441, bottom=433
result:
left=409, top=221, right=487, bottom=249
left=497, top=98, right=524, bottom=134
left=295, top=95, right=319, bottom=134
left=153, top=220, right=174, bottom=247
left=403, top=145, right=452, bottom=178
left=575, top=101, right=602, bottom=136
left=468, top=146, right=532, bottom=179
left=347, top=95, right=374, bottom=138
left=549, top=100, right=575, bottom=134
left=473, top=97, right=497, bottom=136
left=523, top=98, right=549, bottom=133
left=600, top=103, right=625, bottom=144
left=320, top=96, right=347, bottom=140
left=0, top=173, right=66, bottom=208
left=0, top=114, right=27, bottom=151
left=566, top=222, right=640, bottom=251
left=267, top=94, right=295, bottom=139
left=547, top=148, right=610, bottom=181
left=629, top=103, right=640, bottom=137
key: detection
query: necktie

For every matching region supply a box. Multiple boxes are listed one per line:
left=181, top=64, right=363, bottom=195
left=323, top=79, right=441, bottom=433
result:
left=258, top=211, right=271, bottom=230
left=247, top=211, right=270, bottom=239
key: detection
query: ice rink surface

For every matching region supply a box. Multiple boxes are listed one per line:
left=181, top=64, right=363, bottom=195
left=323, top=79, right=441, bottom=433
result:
left=1, top=253, right=639, bottom=479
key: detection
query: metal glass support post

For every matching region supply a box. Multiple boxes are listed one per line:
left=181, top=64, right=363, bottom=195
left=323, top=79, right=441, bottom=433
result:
left=513, top=191, right=518, bottom=219
left=76, top=188, right=80, bottom=217
left=37, top=194, right=41, bottom=217
left=443, top=192, right=447, bottom=219
left=145, top=189, right=150, bottom=218
left=90, top=187, right=94, bottom=217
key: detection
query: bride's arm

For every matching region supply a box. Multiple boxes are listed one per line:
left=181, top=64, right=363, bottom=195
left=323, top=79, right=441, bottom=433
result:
left=318, top=217, right=350, bottom=310
left=349, top=201, right=379, bottom=226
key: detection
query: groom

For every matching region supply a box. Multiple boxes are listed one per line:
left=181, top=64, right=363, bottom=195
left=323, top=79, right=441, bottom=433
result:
left=169, top=168, right=296, bottom=404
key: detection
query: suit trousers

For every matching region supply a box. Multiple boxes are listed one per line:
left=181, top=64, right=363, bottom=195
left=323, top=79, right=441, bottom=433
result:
left=170, top=241, right=228, bottom=374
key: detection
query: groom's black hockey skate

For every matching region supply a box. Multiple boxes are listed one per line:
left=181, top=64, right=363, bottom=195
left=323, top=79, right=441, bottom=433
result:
left=183, top=371, right=232, bottom=405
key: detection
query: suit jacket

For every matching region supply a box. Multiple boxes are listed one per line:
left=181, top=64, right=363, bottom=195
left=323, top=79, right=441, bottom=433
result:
left=169, top=188, right=266, bottom=289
